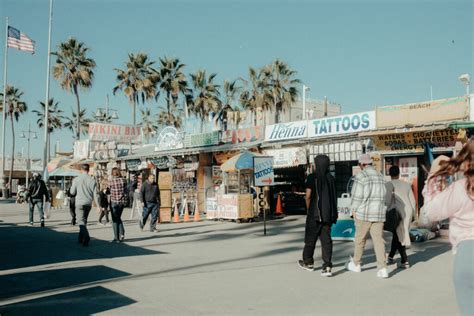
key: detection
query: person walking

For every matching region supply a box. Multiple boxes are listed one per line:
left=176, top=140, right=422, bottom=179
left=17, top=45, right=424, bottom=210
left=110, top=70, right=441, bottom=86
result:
left=385, top=165, right=416, bottom=268
left=98, top=181, right=110, bottom=225
left=298, top=155, right=338, bottom=276
left=66, top=185, right=76, bottom=226
left=27, top=173, right=50, bottom=227
left=108, top=168, right=127, bottom=242
left=140, top=174, right=160, bottom=233
left=346, top=154, right=388, bottom=278
left=128, top=174, right=138, bottom=208
left=423, top=138, right=474, bottom=316
left=70, top=164, right=97, bottom=247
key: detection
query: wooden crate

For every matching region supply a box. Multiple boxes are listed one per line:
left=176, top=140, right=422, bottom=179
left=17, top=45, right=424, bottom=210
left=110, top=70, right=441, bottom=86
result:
left=159, top=207, right=172, bottom=223
left=238, top=194, right=254, bottom=219
left=158, top=172, right=172, bottom=190
left=160, top=190, right=172, bottom=208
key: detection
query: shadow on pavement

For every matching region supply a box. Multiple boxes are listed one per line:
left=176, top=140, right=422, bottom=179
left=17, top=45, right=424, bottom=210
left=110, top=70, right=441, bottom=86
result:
left=0, top=286, right=136, bottom=315
left=0, top=265, right=130, bottom=300
left=0, top=222, right=166, bottom=271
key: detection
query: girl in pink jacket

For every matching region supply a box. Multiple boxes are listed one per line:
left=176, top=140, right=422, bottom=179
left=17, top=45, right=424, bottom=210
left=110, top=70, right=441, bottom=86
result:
left=423, top=138, right=474, bottom=316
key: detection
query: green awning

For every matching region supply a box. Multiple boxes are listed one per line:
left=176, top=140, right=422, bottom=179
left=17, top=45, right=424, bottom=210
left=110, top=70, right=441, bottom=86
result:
left=449, top=121, right=474, bottom=129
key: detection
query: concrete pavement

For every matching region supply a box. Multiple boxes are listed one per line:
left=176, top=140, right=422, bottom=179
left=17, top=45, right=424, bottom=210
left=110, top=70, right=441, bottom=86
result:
left=0, top=201, right=458, bottom=315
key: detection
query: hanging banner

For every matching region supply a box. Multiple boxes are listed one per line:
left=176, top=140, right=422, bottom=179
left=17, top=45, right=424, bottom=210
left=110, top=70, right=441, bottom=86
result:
left=221, top=126, right=264, bottom=144
left=377, top=96, right=468, bottom=128
left=373, top=129, right=458, bottom=151
left=125, top=159, right=141, bottom=171
left=88, top=123, right=142, bottom=143
left=265, top=120, right=307, bottom=142
left=263, top=147, right=307, bottom=168
left=308, top=111, right=376, bottom=138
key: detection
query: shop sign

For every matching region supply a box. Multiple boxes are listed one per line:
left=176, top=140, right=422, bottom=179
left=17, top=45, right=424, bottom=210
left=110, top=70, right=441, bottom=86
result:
left=116, top=149, right=129, bottom=157
left=155, top=126, right=185, bottom=151
left=184, top=131, right=219, bottom=147
left=265, top=120, right=307, bottom=142
left=206, top=198, right=218, bottom=219
left=73, top=140, right=89, bottom=159
left=125, top=159, right=141, bottom=171
left=331, top=193, right=355, bottom=241
left=253, top=156, right=274, bottom=186
left=149, top=156, right=171, bottom=169
left=308, top=111, right=376, bottom=138
left=264, top=147, right=307, bottom=168
left=377, top=96, right=468, bottom=128
left=88, top=123, right=141, bottom=143
left=221, top=126, right=264, bottom=144
left=217, top=194, right=239, bottom=219
left=373, top=129, right=458, bottom=151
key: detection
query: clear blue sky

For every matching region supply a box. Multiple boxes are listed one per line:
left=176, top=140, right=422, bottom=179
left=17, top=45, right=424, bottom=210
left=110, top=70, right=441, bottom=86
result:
left=1, top=0, right=473, bottom=157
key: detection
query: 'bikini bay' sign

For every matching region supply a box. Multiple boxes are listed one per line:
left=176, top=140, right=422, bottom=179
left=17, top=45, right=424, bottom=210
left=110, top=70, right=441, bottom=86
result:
left=308, top=111, right=376, bottom=138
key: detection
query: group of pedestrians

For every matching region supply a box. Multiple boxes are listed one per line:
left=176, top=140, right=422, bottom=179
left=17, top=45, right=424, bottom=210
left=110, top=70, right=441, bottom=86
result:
left=27, top=164, right=162, bottom=247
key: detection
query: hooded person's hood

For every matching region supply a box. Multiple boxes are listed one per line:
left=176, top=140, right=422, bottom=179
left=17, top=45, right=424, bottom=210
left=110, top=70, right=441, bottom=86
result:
left=315, top=155, right=330, bottom=177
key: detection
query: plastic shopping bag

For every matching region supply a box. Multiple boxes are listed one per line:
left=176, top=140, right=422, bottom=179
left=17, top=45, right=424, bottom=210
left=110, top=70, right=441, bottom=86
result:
left=44, top=202, right=51, bottom=219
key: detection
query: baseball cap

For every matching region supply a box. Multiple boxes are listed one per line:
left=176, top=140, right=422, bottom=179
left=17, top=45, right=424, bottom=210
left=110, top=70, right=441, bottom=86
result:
left=358, top=154, right=373, bottom=165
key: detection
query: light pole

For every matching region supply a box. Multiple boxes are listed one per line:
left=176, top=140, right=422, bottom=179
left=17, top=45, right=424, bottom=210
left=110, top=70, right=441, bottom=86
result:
left=459, top=74, right=471, bottom=121
left=94, top=95, right=119, bottom=122
left=20, top=122, right=37, bottom=188
left=302, top=84, right=310, bottom=120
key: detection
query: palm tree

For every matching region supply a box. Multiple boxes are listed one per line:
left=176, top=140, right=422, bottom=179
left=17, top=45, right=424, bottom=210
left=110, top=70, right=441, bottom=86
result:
left=0, top=86, right=27, bottom=191
left=189, top=69, right=221, bottom=131
left=52, top=37, right=96, bottom=140
left=156, top=110, right=183, bottom=130
left=219, top=78, right=244, bottom=129
left=32, top=98, right=66, bottom=160
left=64, top=109, right=92, bottom=137
left=261, top=59, right=300, bottom=123
left=240, top=67, right=272, bottom=125
left=113, top=53, right=158, bottom=126
left=155, top=57, right=190, bottom=118
left=140, top=108, right=158, bottom=142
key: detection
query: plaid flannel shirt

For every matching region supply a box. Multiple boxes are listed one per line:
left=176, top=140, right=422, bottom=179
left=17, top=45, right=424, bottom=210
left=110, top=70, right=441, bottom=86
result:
left=350, top=166, right=387, bottom=222
left=109, top=177, right=126, bottom=204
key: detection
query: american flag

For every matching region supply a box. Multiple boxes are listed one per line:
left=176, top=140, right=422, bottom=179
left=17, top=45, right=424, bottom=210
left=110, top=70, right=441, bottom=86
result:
left=7, top=26, right=35, bottom=54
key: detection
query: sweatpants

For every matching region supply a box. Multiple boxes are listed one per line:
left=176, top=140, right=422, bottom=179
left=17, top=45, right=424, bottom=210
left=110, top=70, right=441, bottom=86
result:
left=302, top=217, right=333, bottom=269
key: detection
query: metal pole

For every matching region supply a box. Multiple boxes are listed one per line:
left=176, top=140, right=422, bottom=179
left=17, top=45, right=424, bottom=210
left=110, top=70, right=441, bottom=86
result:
left=302, top=84, right=306, bottom=120
left=1, top=17, right=9, bottom=198
left=26, top=123, right=30, bottom=188
left=42, top=0, right=53, bottom=176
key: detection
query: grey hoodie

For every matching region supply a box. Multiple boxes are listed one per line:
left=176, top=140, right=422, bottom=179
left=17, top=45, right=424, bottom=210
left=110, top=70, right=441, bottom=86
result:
left=70, top=173, right=98, bottom=207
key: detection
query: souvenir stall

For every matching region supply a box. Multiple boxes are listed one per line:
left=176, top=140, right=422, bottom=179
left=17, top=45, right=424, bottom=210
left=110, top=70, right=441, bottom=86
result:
left=208, top=151, right=256, bottom=221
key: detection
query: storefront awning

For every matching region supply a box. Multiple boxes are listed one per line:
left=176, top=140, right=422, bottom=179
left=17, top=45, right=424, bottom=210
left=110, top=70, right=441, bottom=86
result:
left=358, top=123, right=449, bottom=137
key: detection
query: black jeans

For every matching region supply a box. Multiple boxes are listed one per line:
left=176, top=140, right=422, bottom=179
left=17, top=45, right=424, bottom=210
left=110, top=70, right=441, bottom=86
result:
left=302, top=217, right=333, bottom=269
left=389, top=231, right=408, bottom=263
left=98, top=208, right=109, bottom=223
left=111, top=203, right=125, bottom=241
left=69, top=201, right=76, bottom=224
left=142, top=202, right=159, bottom=231
left=76, top=205, right=92, bottom=244
left=29, top=199, right=44, bottom=223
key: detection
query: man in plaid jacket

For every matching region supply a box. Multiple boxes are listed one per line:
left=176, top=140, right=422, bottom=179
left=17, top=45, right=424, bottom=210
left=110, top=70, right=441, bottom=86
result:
left=346, top=154, right=389, bottom=278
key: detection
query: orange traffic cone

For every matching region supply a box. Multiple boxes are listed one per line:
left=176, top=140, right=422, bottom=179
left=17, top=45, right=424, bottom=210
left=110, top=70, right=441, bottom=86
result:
left=183, top=200, right=190, bottom=222
left=194, top=198, right=200, bottom=222
left=173, top=199, right=180, bottom=223
left=275, top=193, right=284, bottom=216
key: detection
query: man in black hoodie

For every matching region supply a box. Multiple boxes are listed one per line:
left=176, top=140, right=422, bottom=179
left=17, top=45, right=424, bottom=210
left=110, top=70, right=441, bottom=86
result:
left=298, top=155, right=338, bottom=276
left=27, top=173, right=50, bottom=227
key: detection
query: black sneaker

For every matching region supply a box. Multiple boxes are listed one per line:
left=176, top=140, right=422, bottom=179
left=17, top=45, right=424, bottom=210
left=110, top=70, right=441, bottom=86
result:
left=40, top=221, right=45, bottom=227
left=297, top=260, right=314, bottom=271
left=321, top=267, right=333, bottom=277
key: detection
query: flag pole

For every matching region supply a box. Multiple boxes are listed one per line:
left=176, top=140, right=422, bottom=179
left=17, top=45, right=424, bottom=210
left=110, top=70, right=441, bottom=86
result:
left=1, top=17, right=9, bottom=198
left=42, top=0, right=53, bottom=177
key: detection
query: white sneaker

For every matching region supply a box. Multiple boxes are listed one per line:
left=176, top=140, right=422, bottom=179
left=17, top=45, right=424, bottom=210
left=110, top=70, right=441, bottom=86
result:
left=377, top=268, right=389, bottom=278
left=345, top=257, right=362, bottom=273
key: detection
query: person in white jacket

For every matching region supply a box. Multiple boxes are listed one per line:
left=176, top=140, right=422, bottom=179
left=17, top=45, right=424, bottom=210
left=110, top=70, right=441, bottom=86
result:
left=385, top=165, right=416, bottom=268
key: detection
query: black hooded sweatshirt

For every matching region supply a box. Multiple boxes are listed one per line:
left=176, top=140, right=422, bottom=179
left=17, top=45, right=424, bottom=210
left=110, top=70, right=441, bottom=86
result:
left=305, top=155, right=338, bottom=224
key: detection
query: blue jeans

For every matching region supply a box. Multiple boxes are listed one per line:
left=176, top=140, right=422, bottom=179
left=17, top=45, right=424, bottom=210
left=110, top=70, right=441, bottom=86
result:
left=111, top=203, right=125, bottom=241
left=453, top=240, right=474, bottom=316
left=142, top=202, right=159, bottom=231
left=29, top=199, right=44, bottom=223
